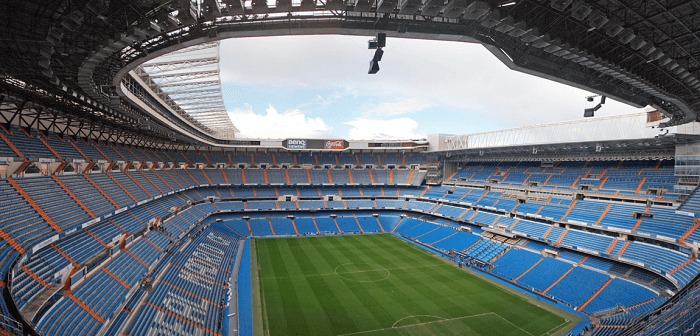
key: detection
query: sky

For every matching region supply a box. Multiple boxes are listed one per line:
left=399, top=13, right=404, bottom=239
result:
left=220, top=35, right=643, bottom=140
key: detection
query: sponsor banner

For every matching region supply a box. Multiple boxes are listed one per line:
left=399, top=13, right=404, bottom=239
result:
left=287, top=139, right=307, bottom=149
left=228, top=140, right=261, bottom=146
left=284, top=139, right=347, bottom=150
left=324, top=140, right=344, bottom=150
left=33, top=235, right=59, bottom=253
left=349, top=142, right=369, bottom=148
left=676, top=210, right=695, bottom=217
left=647, top=111, right=663, bottom=123
left=371, top=142, right=403, bottom=148
left=260, top=140, right=283, bottom=147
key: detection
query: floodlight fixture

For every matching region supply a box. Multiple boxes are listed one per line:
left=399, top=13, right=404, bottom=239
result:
left=367, top=32, right=387, bottom=74
left=372, top=48, right=384, bottom=62
left=584, top=94, right=607, bottom=118
left=369, top=60, right=380, bottom=74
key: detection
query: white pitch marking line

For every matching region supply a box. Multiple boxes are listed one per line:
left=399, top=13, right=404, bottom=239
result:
left=334, top=262, right=391, bottom=282
left=492, top=312, right=535, bottom=336
left=337, top=312, right=495, bottom=336
left=541, top=319, right=570, bottom=336
left=391, top=315, right=448, bottom=328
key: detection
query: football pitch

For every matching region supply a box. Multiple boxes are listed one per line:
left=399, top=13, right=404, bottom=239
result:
left=252, top=234, right=580, bottom=336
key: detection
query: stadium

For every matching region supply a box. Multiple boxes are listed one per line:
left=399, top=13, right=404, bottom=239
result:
left=0, top=0, right=700, bottom=336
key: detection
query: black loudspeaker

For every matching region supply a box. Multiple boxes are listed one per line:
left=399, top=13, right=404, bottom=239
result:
left=369, top=60, right=380, bottom=74
left=372, top=48, right=384, bottom=62
left=377, top=32, right=386, bottom=48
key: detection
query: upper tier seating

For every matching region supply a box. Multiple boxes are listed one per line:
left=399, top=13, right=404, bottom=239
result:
left=446, top=160, right=679, bottom=200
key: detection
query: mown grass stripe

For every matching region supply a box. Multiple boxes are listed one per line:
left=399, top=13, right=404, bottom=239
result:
left=255, top=234, right=575, bottom=336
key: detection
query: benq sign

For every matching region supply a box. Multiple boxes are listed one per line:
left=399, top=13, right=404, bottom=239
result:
left=287, top=139, right=307, bottom=149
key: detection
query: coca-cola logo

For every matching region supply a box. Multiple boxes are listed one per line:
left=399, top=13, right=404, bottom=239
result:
left=325, top=140, right=343, bottom=149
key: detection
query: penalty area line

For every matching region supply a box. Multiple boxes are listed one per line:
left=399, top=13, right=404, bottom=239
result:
left=337, top=312, right=495, bottom=336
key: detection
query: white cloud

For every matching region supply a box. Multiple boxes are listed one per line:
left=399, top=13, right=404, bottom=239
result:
left=346, top=118, right=425, bottom=140
left=360, top=98, right=435, bottom=117
left=229, top=104, right=333, bottom=139
left=219, top=35, right=644, bottom=137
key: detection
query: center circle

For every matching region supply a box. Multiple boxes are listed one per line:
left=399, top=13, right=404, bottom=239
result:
left=334, top=263, right=390, bottom=282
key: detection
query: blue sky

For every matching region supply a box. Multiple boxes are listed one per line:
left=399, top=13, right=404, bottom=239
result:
left=220, top=35, right=642, bottom=140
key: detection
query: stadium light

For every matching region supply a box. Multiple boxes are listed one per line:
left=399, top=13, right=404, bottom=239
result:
left=367, top=33, right=386, bottom=74
left=368, top=48, right=384, bottom=74
left=584, top=95, right=606, bottom=117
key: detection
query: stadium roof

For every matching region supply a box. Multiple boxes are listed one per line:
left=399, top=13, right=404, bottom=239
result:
left=1, top=0, right=700, bottom=148
left=135, top=42, right=238, bottom=139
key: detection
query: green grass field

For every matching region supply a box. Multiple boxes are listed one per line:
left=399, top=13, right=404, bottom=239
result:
left=253, top=234, right=579, bottom=336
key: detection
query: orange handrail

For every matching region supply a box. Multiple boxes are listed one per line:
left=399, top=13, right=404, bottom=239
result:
left=605, top=239, right=618, bottom=255
left=161, top=170, right=187, bottom=188
left=542, top=226, right=555, bottom=240
left=0, top=229, right=25, bottom=253
left=559, top=200, right=578, bottom=222
left=52, top=175, right=96, bottom=218
left=595, top=204, right=612, bottom=226
left=51, top=243, right=78, bottom=268
left=68, top=293, right=105, bottom=323
left=38, top=137, right=61, bottom=160
left=333, top=218, right=342, bottom=232
left=461, top=239, right=482, bottom=252
left=20, top=265, right=49, bottom=288
left=268, top=218, right=276, bottom=235
left=106, top=172, right=138, bottom=202
left=124, top=171, right=152, bottom=197
left=112, top=144, right=130, bottom=162
left=83, top=174, right=120, bottom=208
left=291, top=219, right=299, bottom=235
left=578, top=278, right=612, bottom=311
left=618, top=241, right=630, bottom=256
left=139, top=171, right=165, bottom=194
left=391, top=217, right=404, bottom=232
left=201, top=169, right=213, bottom=185
left=124, top=248, right=149, bottom=268
left=0, top=131, right=24, bottom=158
left=353, top=212, right=364, bottom=232
left=514, top=257, right=544, bottom=281
left=7, top=177, right=62, bottom=233
left=543, top=266, right=574, bottom=293
left=679, top=219, right=700, bottom=243
left=375, top=217, right=385, bottom=232
left=556, top=229, right=568, bottom=244
left=149, top=170, right=175, bottom=191
left=181, top=169, right=200, bottom=186
left=84, top=228, right=108, bottom=247
left=102, top=266, right=131, bottom=289
left=91, top=141, right=111, bottom=161
left=635, top=177, right=646, bottom=193
left=70, top=141, right=89, bottom=160
left=222, top=168, right=229, bottom=184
